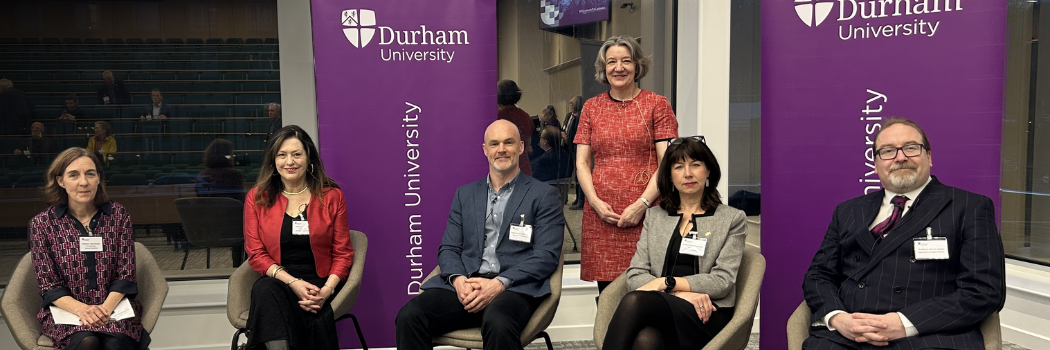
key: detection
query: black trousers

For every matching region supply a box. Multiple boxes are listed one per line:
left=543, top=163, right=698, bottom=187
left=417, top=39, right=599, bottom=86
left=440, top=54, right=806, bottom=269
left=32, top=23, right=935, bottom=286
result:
left=395, top=288, right=541, bottom=350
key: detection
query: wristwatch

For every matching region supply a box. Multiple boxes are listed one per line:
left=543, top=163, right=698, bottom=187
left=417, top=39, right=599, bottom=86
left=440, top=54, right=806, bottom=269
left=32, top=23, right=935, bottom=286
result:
left=664, top=276, right=676, bottom=292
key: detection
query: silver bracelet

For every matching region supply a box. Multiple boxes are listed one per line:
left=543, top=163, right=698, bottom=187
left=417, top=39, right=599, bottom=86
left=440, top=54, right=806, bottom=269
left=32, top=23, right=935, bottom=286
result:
left=639, top=197, right=651, bottom=207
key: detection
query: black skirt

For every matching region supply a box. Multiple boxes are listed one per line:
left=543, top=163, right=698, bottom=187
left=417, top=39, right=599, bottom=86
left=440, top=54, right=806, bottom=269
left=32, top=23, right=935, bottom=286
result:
left=657, top=292, right=735, bottom=349
left=246, top=213, right=343, bottom=350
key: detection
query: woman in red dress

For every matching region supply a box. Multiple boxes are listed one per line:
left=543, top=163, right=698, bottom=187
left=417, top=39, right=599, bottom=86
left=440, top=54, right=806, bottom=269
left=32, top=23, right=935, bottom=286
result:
left=497, top=79, right=533, bottom=176
left=574, top=35, right=679, bottom=294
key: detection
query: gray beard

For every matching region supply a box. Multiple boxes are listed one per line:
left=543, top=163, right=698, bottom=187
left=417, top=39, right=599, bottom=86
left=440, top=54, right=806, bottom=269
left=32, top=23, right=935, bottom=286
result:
left=888, top=169, right=918, bottom=191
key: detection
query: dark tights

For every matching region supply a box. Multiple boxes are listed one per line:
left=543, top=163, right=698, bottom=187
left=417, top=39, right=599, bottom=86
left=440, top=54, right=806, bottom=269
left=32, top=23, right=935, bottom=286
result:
left=603, top=291, right=680, bottom=350
left=74, top=335, right=123, bottom=350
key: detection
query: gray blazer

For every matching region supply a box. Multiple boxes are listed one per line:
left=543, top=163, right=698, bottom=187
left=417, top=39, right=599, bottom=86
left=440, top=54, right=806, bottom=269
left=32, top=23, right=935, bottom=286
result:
left=420, top=173, right=565, bottom=298
left=626, top=204, right=747, bottom=307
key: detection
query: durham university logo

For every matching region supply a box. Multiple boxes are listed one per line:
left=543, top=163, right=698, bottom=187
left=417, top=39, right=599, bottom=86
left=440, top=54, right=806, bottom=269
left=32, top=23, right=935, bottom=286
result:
left=794, top=0, right=834, bottom=27
left=342, top=9, right=376, bottom=48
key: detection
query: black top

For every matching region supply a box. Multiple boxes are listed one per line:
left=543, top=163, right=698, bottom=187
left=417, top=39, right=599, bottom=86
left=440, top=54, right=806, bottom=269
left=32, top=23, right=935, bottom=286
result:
left=280, top=211, right=321, bottom=279
left=661, top=206, right=718, bottom=278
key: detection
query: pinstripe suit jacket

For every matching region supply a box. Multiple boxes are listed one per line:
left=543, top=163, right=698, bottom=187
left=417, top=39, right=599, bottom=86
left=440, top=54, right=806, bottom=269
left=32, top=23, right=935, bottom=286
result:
left=802, top=176, right=1005, bottom=350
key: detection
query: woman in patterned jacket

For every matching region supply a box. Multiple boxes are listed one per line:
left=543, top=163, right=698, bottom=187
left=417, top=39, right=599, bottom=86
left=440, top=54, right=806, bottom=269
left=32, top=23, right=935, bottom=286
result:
left=29, top=147, right=148, bottom=350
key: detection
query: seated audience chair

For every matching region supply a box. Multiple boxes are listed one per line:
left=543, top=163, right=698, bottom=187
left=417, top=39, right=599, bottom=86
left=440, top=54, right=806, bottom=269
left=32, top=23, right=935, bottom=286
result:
left=226, top=230, right=369, bottom=350
left=786, top=301, right=1002, bottom=350
left=173, top=198, right=246, bottom=269
left=0, top=243, right=168, bottom=350
left=593, top=247, right=765, bottom=350
left=419, top=254, right=565, bottom=350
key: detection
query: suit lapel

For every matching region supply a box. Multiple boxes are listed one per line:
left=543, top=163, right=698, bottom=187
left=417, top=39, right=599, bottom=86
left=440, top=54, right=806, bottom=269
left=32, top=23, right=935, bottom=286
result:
left=854, top=192, right=883, bottom=254
left=498, top=175, right=530, bottom=246
left=474, top=180, right=489, bottom=252
left=859, top=180, right=950, bottom=277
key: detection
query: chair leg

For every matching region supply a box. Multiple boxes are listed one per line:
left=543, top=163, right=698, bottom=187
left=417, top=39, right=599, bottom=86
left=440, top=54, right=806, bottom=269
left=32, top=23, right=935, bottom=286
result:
left=337, top=313, right=368, bottom=350
left=181, top=247, right=189, bottom=270
left=540, top=331, right=553, bottom=350
left=231, top=328, right=248, bottom=350
left=206, top=247, right=211, bottom=269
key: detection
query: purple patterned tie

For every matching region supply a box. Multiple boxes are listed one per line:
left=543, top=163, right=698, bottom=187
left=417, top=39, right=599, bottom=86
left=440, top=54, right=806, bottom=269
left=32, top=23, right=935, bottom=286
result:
left=871, top=195, right=909, bottom=239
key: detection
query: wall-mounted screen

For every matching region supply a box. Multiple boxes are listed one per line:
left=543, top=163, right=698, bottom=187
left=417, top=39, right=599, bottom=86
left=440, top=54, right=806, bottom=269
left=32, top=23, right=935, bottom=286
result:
left=540, top=0, right=610, bottom=30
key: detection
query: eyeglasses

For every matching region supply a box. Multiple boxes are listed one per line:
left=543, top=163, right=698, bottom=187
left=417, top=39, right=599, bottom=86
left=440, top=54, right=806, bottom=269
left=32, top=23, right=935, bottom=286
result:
left=669, top=135, right=706, bottom=147
left=875, top=144, right=925, bottom=160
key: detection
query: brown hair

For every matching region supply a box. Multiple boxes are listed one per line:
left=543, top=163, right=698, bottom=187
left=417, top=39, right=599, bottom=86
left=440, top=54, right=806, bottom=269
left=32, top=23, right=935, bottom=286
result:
left=203, top=138, right=235, bottom=169
left=657, top=138, right=722, bottom=214
left=94, top=121, right=112, bottom=138
left=594, top=35, right=652, bottom=84
left=872, top=117, right=931, bottom=153
left=43, top=148, right=109, bottom=206
left=253, top=125, right=339, bottom=208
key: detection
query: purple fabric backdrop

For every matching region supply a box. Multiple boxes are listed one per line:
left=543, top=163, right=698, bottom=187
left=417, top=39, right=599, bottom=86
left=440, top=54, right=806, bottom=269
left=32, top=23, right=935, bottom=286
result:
left=310, top=1, right=496, bottom=347
left=761, top=1, right=1005, bottom=349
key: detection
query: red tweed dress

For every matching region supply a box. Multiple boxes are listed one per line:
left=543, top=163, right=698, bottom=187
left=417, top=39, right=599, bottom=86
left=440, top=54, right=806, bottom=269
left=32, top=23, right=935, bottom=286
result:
left=574, top=89, right=678, bottom=282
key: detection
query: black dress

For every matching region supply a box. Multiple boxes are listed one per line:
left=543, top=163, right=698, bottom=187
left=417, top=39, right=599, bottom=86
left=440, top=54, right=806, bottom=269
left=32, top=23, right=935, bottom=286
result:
left=655, top=210, right=735, bottom=349
left=246, top=213, right=343, bottom=350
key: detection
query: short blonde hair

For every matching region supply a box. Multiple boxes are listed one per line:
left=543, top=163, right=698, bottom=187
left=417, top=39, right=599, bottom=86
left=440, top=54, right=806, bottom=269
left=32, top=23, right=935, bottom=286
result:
left=594, top=35, right=652, bottom=85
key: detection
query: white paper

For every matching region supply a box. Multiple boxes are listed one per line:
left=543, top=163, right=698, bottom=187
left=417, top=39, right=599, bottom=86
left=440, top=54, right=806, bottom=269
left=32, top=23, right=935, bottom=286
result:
left=50, top=298, right=135, bottom=325
left=679, top=237, right=707, bottom=256
left=914, top=238, right=950, bottom=260
left=509, top=225, right=533, bottom=243
left=292, top=220, right=310, bottom=235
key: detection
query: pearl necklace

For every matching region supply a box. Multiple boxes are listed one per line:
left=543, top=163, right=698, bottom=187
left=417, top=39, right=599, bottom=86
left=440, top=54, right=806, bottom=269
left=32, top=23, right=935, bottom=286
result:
left=282, top=186, right=308, bottom=195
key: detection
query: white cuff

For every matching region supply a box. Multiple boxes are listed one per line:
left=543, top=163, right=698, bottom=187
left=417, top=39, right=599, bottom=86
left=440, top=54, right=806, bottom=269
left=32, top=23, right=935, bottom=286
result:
left=816, top=310, right=847, bottom=331
left=897, top=312, right=918, bottom=337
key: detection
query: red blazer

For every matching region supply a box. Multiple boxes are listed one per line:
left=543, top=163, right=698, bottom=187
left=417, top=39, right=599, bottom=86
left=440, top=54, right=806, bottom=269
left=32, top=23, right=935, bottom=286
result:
left=243, top=187, right=354, bottom=281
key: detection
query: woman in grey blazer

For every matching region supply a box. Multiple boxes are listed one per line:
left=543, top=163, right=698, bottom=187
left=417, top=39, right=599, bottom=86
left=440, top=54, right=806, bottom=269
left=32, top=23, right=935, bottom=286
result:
left=603, top=136, right=747, bottom=350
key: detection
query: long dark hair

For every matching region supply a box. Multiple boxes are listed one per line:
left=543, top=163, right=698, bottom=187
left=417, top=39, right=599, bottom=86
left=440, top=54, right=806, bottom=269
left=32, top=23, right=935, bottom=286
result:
left=253, top=125, right=339, bottom=208
left=657, top=138, right=722, bottom=214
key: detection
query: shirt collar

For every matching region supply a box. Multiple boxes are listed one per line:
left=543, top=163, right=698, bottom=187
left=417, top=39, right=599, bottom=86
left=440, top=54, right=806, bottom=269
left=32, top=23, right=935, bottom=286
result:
left=883, top=176, right=932, bottom=206
left=54, top=201, right=113, bottom=219
left=486, top=170, right=521, bottom=194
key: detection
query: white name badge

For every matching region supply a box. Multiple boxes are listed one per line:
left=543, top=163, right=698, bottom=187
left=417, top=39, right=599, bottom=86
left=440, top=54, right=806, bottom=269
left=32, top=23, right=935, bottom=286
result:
left=913, top=237, right=949, bottom=260
left=80, top=236, right=103, bottom=252
left=679, top=235, right=707, bottom=256
left=509, top=224, right=533, bottom=243
left=292, top=220, right=310, bottom=235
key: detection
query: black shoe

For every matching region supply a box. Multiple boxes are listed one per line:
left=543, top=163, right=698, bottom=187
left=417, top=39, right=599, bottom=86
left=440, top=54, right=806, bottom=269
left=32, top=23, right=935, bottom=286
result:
left=571, top=203, right=584, bottom=210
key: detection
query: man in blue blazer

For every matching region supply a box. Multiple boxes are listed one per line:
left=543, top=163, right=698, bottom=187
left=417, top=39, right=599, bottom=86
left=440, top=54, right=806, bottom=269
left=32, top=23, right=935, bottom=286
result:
left=396, top=119, right=565, bottom=350
left=802, top=118, right=1005, bottom=349
left=140, top=88, right=174, bottom=119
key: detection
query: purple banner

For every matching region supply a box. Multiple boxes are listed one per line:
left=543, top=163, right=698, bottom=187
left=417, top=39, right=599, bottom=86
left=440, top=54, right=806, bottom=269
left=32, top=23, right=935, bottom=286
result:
left=539, top=0, right=610, bottom=29
left=761, top=1, right=1005, bottom=349
left=310, top=1, right=496, bottom=347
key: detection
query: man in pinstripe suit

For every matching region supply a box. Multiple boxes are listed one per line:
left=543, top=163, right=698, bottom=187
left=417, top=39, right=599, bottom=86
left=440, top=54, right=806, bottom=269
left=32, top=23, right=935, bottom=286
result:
left=802, top=118, right=1006, bottom=349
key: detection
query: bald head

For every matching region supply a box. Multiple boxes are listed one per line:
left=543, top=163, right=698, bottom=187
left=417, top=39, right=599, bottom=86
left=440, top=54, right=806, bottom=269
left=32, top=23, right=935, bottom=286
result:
left=484, top=119, right=521, bottom=143
left=482, top=119, right=523, bottom=174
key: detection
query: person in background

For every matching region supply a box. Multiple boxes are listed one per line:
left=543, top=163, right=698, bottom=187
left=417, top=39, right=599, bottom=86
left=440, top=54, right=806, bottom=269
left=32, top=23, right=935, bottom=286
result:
left=195, top=138, right=245, bottom=202
left=603, top=136, right=746, bottom=350
left=496, top=79, right=533, bottom=176
left=139, top=89, right=173, bottom=120
left=86, top=121, right=117, bottom=166
left=28, top=147, right=150, bottom=350
left=14, top=122, right=57, bottom=165
left=96, top=70, right=131, bottom=105
left=530, top=126, right=572, bottom=182
left=242, top=125, right=353, bottom=350
left=562, top=95, right=584, bottom=210
left=60, top=94, right=86, bottom=121
left=576, top=35, right=679, bottom=296
left=540, top=105, right=561, bottom=132
left=0, top=78, right=30, bottom=135
left=266, top=103, right=282, bottom=141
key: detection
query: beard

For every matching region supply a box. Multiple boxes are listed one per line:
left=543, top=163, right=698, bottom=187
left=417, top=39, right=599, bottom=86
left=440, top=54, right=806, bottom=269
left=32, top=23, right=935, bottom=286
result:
left=887, top=161, right=919, bottom=190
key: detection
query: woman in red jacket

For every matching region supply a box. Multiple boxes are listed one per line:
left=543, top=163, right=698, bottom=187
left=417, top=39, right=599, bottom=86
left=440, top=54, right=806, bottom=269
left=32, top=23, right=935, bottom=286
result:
left=242, top=125, right=354, bottom=350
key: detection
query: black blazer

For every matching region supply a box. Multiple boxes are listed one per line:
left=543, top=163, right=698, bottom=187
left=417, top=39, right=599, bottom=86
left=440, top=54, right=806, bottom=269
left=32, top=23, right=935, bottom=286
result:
left=802, top=176, right=1005, bottom=350
left=96, top=81, right=132, bottom=105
